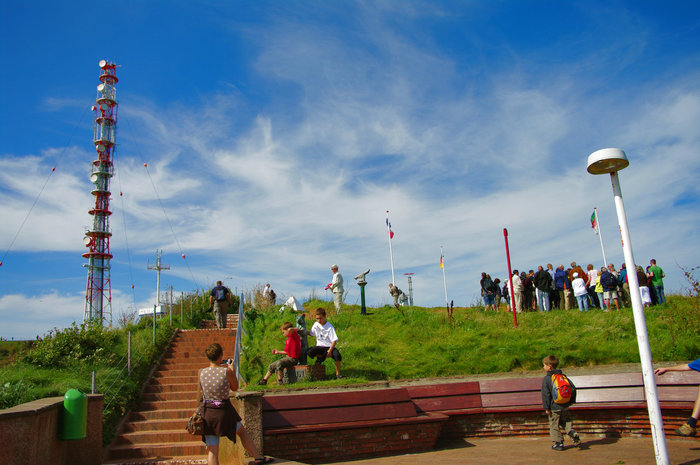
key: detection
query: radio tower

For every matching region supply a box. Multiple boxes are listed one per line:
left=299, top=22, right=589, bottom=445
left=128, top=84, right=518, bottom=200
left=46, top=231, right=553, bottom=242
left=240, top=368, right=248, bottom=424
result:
left=83, top=59, right=118, bottom=323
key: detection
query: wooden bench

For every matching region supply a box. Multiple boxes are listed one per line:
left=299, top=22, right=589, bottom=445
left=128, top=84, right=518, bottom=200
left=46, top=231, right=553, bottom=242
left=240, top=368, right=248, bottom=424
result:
left=261, top=387, right=448, bottom=464
left=404, top=371, right=699, bottom=440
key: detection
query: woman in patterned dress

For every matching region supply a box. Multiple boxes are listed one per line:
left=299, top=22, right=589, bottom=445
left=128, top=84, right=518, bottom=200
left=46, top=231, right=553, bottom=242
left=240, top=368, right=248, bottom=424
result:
left=199, top=342, right=273, bottom=465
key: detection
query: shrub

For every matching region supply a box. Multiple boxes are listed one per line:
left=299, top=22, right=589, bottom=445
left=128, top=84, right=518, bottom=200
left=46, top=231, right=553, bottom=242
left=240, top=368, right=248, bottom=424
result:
left=22, top=321, right=119, bottom=368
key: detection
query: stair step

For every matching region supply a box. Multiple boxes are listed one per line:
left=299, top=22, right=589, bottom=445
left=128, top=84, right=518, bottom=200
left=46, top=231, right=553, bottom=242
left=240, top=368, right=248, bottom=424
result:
left=103, top=455, right=207, bottom=465
left=123, top=418, right=187, bottom=432
left=108, top=441, right=206, bottom=460
left=142, top=391, right=198, bottom=402
left=116, top=429, right=195, bottom=445
left=138, top=399, right=199, bottom=411
left=130, top=408, right=191, bottom=422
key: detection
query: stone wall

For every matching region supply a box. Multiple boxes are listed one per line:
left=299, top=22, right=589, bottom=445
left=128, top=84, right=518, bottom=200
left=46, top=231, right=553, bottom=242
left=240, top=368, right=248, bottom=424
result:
left=0, top=395, right=103, bottom=465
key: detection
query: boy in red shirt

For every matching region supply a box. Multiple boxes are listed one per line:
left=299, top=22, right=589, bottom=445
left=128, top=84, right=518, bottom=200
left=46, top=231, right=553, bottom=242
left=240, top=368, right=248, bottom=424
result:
left=257, top=322, right=301, bottom=385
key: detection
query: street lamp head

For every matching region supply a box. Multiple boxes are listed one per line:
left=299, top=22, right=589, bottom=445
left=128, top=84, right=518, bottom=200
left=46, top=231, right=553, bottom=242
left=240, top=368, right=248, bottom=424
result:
left=587, top=148, right=629, bottom=175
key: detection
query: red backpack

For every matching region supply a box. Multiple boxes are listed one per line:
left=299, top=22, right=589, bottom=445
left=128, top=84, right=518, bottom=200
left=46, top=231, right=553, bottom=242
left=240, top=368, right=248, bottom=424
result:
left=551, top=373, right=574, bottom=404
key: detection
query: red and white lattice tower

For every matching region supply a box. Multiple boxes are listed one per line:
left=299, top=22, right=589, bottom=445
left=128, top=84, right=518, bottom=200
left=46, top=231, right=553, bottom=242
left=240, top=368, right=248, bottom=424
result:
left=83, top=59, right=118, bottom=323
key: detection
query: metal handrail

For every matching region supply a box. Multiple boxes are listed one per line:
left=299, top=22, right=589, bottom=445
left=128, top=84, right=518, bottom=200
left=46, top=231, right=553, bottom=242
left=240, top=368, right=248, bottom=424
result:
left=233, top=293, right=246, bottom=385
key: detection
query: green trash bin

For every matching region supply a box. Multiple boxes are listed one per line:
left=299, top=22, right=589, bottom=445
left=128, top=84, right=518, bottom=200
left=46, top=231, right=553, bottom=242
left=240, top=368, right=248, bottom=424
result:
left=60, top=389, right=87, bottom=440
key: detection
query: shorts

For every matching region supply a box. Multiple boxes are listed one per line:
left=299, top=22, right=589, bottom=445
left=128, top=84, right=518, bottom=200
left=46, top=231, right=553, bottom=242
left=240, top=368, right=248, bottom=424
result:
left=483, top=294, right=495, bottom=306
left=604, top=290, right=618, bottom=299
left=267, top=356, right=298, bottom=373
left=204, top=422, right=242, bottom=445
left=307, top=345, right=342, bottom=362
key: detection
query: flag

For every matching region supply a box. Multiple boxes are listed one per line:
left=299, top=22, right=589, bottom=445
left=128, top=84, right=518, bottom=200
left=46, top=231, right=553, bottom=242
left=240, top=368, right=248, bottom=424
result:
left=386, top=218, right=394, bottom=239
left=440, top=253, right=444, bottom=268
left=591, top=210, right=599, bottom=235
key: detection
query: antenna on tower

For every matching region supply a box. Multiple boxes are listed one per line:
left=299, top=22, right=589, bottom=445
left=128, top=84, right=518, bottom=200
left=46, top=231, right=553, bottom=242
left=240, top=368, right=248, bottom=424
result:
left=83, top=59, right=119, bottom=325
left=147, top=250, right=170, bottom=310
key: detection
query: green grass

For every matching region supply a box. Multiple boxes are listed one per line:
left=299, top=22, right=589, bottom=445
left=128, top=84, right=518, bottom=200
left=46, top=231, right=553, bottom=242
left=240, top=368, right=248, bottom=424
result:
left=241, top=295, right=699, bottom=389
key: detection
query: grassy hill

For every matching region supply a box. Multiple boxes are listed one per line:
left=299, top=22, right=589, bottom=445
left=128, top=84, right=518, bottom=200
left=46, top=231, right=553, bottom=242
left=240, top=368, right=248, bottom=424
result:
left=241, top=295, right=699, bottom=388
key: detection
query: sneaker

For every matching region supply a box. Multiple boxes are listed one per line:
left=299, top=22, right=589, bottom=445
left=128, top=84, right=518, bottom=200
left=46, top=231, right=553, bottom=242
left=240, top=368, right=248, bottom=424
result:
left=675, top=423, right=697, bottom=437
left=336, top=374, right=345, bottom=379
left=256, top=379, right=267, bottom=386
left=569, top=431, right=581, bottom=446
left=552, top=442, right=564, bottom=451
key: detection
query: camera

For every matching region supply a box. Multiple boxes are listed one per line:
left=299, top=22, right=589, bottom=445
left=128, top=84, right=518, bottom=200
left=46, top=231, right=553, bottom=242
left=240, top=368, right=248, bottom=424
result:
left=221, top=358, right=233, bottom=365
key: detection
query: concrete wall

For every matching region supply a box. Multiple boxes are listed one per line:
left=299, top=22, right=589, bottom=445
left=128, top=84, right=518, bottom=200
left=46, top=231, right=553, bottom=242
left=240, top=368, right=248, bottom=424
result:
left=219, top=390, right=264, bottom=465
left=0, top=395, right=103, bottom=465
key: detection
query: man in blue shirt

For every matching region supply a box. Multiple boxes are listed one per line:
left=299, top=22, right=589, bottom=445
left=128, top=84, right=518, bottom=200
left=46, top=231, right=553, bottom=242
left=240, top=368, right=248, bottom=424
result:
left=209, top=280, right=232, bottom=329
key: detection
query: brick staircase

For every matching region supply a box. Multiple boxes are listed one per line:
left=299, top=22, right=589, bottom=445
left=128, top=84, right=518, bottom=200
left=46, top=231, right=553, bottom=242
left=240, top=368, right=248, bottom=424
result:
left=104, top=315, right=238, bottom=465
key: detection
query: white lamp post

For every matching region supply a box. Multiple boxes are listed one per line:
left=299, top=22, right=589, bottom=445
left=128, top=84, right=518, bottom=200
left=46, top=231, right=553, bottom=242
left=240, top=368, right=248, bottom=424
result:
left=587, top=148, right=669, bottom=465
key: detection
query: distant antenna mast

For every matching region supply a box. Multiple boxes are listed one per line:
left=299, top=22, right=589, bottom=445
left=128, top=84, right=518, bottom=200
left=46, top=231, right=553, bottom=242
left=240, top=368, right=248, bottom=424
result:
left=83, top=59, right=118, bottom=324
left=147, top=250, right=170, bottom=309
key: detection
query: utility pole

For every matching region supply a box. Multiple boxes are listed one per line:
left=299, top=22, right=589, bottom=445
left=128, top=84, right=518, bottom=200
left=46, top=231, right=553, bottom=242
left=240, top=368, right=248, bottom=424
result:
left=147, top=250, right=169, bottom=311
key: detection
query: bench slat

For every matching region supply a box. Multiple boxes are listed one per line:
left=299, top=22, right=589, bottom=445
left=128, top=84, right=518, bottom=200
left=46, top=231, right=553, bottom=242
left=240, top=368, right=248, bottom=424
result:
left=263, top=402, right=419, bottom=428
left=576, top=386, right=644, bottom=403
left=264, top=411, right=448, bottom=435
left=481, top=391, right=541, bottom=408
left=405, top=382, right=480, bottom=398
left=262, top=387, right=410, bottom=411
left=569, top=373, right=642, bottom=388
left=413, top=395, right=482, bottom=412
left=479, top=377, right=542, bottom=393
left=657, top=385, right=699, bottom=401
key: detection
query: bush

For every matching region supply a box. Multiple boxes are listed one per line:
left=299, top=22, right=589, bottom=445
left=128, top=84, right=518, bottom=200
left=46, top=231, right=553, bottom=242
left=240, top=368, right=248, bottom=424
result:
left=22, top=321, right=119, bottom=368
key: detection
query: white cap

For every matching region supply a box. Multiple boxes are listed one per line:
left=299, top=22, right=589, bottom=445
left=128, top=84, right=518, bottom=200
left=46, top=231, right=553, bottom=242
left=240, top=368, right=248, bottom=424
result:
left=331, top=264, right=338, bottom=270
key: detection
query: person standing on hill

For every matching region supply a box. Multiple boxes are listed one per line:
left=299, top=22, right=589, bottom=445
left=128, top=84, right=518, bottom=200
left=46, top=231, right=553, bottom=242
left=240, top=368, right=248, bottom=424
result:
left=601, top=265, right=620, bottom=311
left=568, top=262, right=587, bottom=287
left=480, top=272, right=496, bottom=311
left=326, top=264, right=344, bottom=313
left=523, top=271, right=535, bottom=311
left=508, top=270, right=524, bottom=313
left=618, top=263, right=630, bottom=307
left=586, top=264, right=601, bottom=309
left=388, top=283, right=404, bottom=310
left=555, top=265, right=572, bottom=310
left=636, top=266, right=652, bottom=307
left=648, top=259, right=666, bottom=305
left=572, top=272, right=589, bottom=312
left=493, top=278, right=502, bottom=310
left=534, top=266, right=553, bottom=312
left=209, top=281, right=232, bottom=329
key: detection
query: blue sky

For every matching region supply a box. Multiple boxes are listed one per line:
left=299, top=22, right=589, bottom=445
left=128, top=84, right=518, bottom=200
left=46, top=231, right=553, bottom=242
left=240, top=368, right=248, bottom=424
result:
left=1, top=1, right=699, bottom=339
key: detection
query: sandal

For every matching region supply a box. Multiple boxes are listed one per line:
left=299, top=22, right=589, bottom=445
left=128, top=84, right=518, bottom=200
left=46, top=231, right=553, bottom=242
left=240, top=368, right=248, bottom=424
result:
left=249, top=457, right=274, bottom=465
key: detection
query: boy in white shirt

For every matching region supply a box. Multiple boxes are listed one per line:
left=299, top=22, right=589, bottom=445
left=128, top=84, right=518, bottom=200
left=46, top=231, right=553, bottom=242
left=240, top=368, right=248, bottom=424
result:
left=306, top=308, right=343, bottom=379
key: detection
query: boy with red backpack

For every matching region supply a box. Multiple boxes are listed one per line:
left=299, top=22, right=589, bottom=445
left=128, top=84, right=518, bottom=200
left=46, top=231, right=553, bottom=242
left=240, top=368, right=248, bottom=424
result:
left=541, top=355, right=580, bottom=451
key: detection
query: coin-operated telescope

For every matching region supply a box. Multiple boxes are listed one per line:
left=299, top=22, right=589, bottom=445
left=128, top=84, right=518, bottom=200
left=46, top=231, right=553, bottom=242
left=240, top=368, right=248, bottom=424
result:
left=354, top=269, right=370, bottom=314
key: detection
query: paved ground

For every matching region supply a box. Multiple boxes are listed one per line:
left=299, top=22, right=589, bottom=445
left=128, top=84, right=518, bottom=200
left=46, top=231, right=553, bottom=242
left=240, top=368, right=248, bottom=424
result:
left=321, top=437, right=700, bottom=465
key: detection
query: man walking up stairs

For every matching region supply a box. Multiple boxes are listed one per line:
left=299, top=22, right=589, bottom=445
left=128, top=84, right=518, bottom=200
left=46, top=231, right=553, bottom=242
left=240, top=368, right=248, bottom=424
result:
left=105, top=315, right=237, bottom=464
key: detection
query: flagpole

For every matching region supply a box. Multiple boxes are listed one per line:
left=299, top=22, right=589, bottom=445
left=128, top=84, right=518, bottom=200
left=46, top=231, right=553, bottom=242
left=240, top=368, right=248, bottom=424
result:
left=594, top=207, right=608, bottom=267
left=386, top=210, right=395, bottom=285
left=441, top=246, right=449, bottom=307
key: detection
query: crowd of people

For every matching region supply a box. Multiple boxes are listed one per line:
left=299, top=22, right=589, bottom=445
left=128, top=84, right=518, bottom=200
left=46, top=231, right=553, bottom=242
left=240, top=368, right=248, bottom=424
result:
left=480, top=259, right=667, bottom=313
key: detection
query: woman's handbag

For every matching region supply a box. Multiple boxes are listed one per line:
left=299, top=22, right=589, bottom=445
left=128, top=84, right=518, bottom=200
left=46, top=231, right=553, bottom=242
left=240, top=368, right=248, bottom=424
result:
left=185, top=406, right=205, bottom=435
